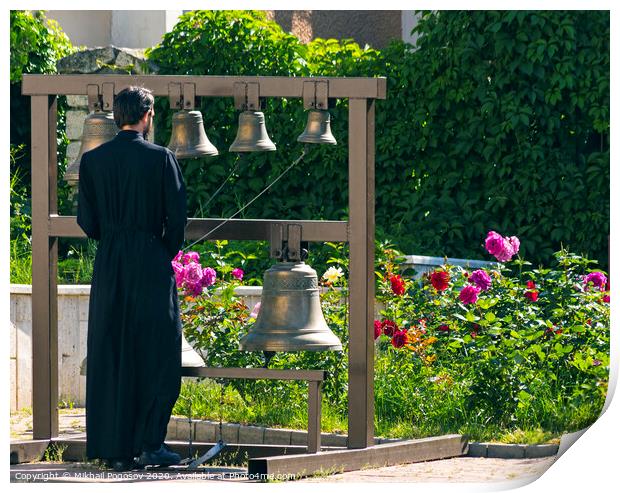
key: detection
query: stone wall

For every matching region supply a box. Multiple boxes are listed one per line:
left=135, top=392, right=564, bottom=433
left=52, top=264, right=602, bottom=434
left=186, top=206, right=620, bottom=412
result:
left=265, top=10, right=406, bottom=49
left=9, top=255, right=493, bottom=412
left=58, top=46, right=159, bottom=168
left=9, top=285, right=262, bottom=412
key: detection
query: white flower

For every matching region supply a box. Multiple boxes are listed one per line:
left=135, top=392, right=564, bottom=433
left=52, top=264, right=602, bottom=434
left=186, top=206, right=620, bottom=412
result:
left=322, top=266, right=344, bottom=284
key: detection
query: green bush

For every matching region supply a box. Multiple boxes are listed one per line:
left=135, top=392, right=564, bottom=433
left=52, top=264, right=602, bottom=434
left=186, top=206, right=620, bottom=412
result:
left=10, top=11, right=77, bottom=284
left=174, top=236, right=609, bottom=441
left=10, top=10, right=74, bottom=189
left=147, top=10, right=609, bottom=269
left=379, top=11, right=609, bottom=268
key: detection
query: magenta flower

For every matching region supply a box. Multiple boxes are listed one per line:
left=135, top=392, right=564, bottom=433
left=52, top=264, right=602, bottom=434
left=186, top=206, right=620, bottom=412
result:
left=183, top=251, right=200, bottom=265
left=485, top=230, right=519, bottom=262
left=201, top=267, right=217, bottom=287
left=173, top=250, right=183, bottom=263
left=508, top=236, right=520, bottom=255
left=172, top=260, right=184, bottom=288
left=459, top=285, right=481, bottom=304
left=603, top=294, right=610, bottom=303
left=485, top=231, right=505, bottom=257
left=583, top=272, right=608, bottom=292
left=231, top=268, right=244, bottom=280
left=183, top=263, right=204, bottom=296
left=469, top=269, right=492, bottom=291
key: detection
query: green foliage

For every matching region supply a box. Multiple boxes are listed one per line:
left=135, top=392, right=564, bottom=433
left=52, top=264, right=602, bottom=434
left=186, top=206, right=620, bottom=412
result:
left=177, top=238, right=609, bottom=441
left=380, top=10, right=610, bottom=268
left=10, top=11, right=78, bottom=283
left=147, top=10, right=609, bottom=268
left=10, top=10, right=73, bottom=83
left=374, top=244, right=609, bottom=431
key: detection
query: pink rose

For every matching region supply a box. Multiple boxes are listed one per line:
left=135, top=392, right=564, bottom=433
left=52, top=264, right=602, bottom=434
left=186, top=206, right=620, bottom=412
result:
left=183, top=251, right=200, bottom=265
left=172, top=260, right=184, bottom=287
left=508, top=236, right=520, bottom=255
left=232, top=268, right=244, bottom=280
left=184, top=262, right=204, bottom=296
left=201, top=267, right=217, bottom=287
left=583, top=272, right=608, bottom=292
left=459, top=285, right=481, bottom=304
left=485, top=231, right=519, bottom=262
left=485, top=231, right=505, bottom=257
left=469, top=269, right=492, bottom=291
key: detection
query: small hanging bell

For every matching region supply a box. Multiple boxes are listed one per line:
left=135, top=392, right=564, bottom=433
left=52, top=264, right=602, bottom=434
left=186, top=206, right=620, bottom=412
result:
left=297, top=110, right=337, bottom=145
left=64, top=110, right=117, bottom=184
left=167, top=109, right=218, bottom=159
left=239, top=262, right=342, bottom=352
left=229, top=111, right=276, bottom=152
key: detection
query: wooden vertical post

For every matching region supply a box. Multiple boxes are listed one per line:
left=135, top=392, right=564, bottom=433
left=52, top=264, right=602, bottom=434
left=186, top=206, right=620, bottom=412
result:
left=307, top=381, right=322, bottom=453
left=347, top=98, right=376, bottom=448
left=31, top=95, right=59, bottom=439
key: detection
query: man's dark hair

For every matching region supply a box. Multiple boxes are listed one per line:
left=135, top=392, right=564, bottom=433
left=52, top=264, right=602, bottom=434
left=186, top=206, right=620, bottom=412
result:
left=113, top=86, right=154, bottom=128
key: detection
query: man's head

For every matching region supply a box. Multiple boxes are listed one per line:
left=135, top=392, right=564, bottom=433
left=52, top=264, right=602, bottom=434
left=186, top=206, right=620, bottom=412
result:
left=113, top=86, right=155, bottom=138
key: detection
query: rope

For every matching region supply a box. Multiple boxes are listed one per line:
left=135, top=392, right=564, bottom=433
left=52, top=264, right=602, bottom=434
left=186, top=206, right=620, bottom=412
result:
left=182, top=146, right=307, bottom=252
left=199, top=154, right=245, bottom=212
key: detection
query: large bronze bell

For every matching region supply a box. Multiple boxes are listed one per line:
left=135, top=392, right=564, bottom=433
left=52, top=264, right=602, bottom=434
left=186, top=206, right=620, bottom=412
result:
left=297, top=110, right=337, bottom=145
left=229, top=111, right=276, bottom=152
left=239, top=262, right=343, bottom=352
left=167, top=109, right=218, bottom=159
left=64, top=110, right=117, bottom=184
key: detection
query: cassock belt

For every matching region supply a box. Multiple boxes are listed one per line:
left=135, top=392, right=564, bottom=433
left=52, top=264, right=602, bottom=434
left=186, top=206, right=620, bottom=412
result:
left=101, top=225, right=159, bottom=240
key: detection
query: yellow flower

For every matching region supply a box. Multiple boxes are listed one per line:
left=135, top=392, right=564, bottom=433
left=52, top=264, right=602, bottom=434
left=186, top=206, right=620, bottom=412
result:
left=322, top=266, right=344, bottom=284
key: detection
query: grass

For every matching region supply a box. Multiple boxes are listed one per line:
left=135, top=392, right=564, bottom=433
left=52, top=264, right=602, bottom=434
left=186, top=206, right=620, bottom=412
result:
left=43, top=443, right=67, bottom=463
left=173, top=378, right=347, bottom=433
left=172, top=373, right=601, bottom=446
left=10, top=238, right=96, bottom=285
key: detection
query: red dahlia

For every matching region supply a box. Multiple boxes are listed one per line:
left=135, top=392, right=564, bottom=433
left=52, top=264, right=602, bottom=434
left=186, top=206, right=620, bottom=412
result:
left=374, top=320, right=382, bottom=339
left=430, top=270, right=450, bottom=291
left=381, top=319, right=398, bottom=337
left=391, top=330, right=408, bottom=348
left=390, top=275, right=406, bottom=296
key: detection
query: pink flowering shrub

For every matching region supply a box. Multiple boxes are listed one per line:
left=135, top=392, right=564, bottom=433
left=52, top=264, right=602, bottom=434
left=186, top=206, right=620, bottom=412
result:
left=172, top=250, right=242, bottom=297
left=374, top=234, right=610, bottom=427
left=485, top=231, right=520, bottom=262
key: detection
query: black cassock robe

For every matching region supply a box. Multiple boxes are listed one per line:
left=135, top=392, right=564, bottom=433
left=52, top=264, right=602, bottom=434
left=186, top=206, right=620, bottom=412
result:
left=77, top=129, right=187, bottom=460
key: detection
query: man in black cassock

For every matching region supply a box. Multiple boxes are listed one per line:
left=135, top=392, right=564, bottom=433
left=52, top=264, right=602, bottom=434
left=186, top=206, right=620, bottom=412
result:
left=77, top=86, right=186, bottom=471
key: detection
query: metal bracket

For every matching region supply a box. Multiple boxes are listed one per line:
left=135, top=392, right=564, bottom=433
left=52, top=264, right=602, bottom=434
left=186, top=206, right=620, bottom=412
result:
left=269, top=223, right=302, bottom=261
left=86, top=85, right=101, bottom=112
left=287, top=224, right=302, bottom=262
left=168, top=82, right=182, bottom=110
left=101, top=83, right=115, bottom=112
left=233, top=82, right=260, bottom=111
left=182, top=82, right=196, bottom=110
left=303, top=80, right=329, bottom=110
left=270, top=223, right=284, bottom=259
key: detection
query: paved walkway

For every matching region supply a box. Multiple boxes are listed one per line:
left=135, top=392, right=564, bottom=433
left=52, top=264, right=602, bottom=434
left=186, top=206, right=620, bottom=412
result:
left=10, top=409, right=557, bottom=484
left=10, top=457, right=556, bottom=484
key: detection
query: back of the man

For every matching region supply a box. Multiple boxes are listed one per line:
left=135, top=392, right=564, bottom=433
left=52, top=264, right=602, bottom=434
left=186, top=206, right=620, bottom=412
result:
left=78, top=86, right=186, bottom=471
